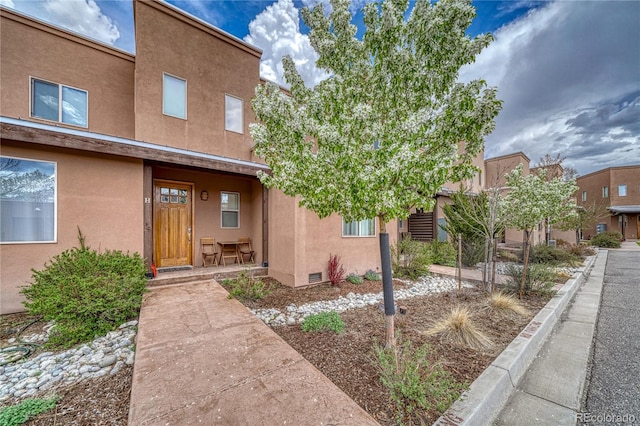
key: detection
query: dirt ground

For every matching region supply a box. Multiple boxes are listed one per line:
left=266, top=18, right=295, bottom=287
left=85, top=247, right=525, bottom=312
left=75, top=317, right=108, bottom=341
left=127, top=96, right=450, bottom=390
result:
left=1, top=278, right=550, bottom=425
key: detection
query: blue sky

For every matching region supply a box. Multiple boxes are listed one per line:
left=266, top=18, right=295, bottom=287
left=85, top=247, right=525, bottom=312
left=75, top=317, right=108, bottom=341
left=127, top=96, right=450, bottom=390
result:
left=2, top=0, right=638, bottom=176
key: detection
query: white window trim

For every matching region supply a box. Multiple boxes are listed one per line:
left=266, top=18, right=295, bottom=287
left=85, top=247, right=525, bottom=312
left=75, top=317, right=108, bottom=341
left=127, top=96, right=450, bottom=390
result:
left=582, top=191, right=587, bottom=202
left=0, top=155, right=58, bottom=244
left=224, top=94, right=244, bottom=134
left=618, top=184, right=627, bottom=197
left=29, top=76, right=88, bottom=128
left=162, top=72, right=187, bottom=120
left=342, top=218, right=376, bottom=238
left=602, top=186, right=608, bottom=198
left=221, top=191, right=240, bottom=229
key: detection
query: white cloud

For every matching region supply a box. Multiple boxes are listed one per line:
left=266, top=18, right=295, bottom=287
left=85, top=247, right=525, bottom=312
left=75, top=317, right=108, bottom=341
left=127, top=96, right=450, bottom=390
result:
left=244, top=0, right=328, bottom=87
left=462, top=1, right=640, bottom=175
left=0, top=0, right=15, bottom=8
left=10, top=0, right=120, bottom=45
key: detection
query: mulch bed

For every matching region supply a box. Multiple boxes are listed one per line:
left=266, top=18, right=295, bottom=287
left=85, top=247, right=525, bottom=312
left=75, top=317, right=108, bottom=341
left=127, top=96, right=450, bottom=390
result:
left=2, top=277, right=551, bottom=425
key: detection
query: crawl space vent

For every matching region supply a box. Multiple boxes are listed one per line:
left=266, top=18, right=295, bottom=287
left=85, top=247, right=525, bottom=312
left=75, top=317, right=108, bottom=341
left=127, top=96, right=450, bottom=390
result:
left=308, top=272, right=322, bottom=283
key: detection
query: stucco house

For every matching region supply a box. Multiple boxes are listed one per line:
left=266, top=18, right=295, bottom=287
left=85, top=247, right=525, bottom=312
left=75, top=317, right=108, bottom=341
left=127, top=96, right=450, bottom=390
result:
left=576, top=165, right=640, bottom=240
left=1, top=0, right=402, bottom=314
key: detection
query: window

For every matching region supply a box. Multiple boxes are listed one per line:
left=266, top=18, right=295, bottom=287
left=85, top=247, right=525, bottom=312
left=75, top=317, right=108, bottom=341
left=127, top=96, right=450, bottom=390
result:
left=31, top=78, right=87, bottom=127
left=163, top=73, right=187, bottom=119
left=478, top=171, right=482, bottom=186
left=618, top=184, right=627, bottom=197
left=602, top=186, right=608, bottom=198
left=225, top=95, right=243, bottom=133
left=342, top=219, right=375, bottom=237
left=582, top=191, right=587, bottom=202
left=0, top=156, right=56, bottom=243
left=221, top=192, right=239, bottom=228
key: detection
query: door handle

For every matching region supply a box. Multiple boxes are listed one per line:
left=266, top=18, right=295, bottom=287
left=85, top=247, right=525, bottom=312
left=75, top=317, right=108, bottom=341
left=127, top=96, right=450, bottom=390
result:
left=187, top=227, right=192, bottom=243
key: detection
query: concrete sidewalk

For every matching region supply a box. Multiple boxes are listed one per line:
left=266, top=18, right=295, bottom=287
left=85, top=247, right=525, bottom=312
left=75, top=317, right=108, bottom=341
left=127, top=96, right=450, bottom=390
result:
left=494, top=251, right=608, bottom=425
left=128, top=281, right=377, bottom=425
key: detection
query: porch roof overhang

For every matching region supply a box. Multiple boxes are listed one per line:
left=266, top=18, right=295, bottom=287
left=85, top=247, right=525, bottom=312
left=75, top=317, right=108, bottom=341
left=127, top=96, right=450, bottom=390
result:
left=0, top=116, right=270, bottom=177
left=608, top=205, right=640, bottom=215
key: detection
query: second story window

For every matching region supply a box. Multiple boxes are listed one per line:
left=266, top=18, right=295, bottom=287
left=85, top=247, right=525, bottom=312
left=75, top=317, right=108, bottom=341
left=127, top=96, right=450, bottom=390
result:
left=618, top=184, right=627, bottom=197
left=31, top=78, right=87, bottom=127
left=602, top=186, right=608, bottom=198
left=163, top=73, right=187, bottom=119
left=582, top=191, right=587, bottom=202
left=225, top=94, right=243, bottom=133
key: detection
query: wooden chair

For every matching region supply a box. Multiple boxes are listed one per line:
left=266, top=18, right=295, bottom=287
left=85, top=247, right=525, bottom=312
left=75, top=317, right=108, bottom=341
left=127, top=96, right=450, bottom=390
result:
left=238, top=237, right=256, bottom=264
left=201, top=237, right=219, bottom=267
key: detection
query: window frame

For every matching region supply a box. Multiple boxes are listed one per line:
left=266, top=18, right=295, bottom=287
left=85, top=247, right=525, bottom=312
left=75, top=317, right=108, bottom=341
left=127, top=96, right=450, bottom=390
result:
left=30, top=76, right=88, bottom=128
left=0, top=155, right=57, bottom=244
left=602, top=186, right=608, bottom=198
left=224, top=94, right=244, bottom=134
left=618, top=184, right=627, bottom=197
left=162, top=72, right=187, bottom=120
left=342, top=218, right=376, bottom=238
left=220, top=191, right=240, bottom=229
left=582, top=191, right=587, bottom=202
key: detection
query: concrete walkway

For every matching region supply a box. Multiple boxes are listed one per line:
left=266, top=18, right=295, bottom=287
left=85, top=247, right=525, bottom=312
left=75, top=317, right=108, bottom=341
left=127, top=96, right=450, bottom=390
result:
left=128, top=281, right=377, bottom=425
left=583, top=245, right=640, bottom=422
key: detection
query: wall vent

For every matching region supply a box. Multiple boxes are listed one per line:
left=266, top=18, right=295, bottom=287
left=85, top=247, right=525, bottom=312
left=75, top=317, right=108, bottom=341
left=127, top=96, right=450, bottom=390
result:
left=308, top=272, right=322, bottom=283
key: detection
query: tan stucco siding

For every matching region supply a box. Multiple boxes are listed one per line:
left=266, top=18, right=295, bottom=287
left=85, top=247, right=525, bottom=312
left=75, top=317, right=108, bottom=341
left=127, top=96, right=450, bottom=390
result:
left=267, top=189, right=297, bottom=286
left=0, top=9, right=135, bottom=138
left=133, top=1, right=261, bottom=161
left=0, top=143, right=143, bottom=314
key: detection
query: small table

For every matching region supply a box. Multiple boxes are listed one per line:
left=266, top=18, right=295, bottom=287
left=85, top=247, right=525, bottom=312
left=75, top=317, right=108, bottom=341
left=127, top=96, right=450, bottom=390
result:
left=217, top=241, right=240, bottom=266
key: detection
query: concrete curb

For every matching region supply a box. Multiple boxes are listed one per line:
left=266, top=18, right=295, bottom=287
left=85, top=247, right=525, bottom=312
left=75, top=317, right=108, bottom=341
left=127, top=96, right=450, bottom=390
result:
left=434, top=253, right=599, bottom=426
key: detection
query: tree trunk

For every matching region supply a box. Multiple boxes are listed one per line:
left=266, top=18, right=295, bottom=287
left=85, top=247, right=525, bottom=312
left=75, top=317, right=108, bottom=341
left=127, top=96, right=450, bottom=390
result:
left=520, top=230, right=531, bottom=299
left=378, top=216, right=395, bottom=348
left=457, top=234, right=462, bottom=294
left=491, top=238, right=497, bottom=293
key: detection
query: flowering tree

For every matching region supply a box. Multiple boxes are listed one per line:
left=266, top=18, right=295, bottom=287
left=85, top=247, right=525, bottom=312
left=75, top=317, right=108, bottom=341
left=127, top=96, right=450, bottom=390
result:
left=251, top=0, right=502, bottom=346
left=502, top=165, right=578, bottom=297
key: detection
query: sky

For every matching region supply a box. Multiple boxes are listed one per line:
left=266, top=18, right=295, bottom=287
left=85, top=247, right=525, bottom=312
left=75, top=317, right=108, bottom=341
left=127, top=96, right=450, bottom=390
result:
left=1, top=0, right=638, bottom=177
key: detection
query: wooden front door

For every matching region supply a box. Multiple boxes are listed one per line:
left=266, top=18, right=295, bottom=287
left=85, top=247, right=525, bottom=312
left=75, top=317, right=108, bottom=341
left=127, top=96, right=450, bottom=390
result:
left=153, top=180, right=193, bottom=268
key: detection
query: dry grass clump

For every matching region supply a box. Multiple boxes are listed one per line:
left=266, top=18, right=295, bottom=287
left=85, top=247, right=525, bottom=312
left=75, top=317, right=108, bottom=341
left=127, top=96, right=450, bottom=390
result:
left=426, top=306, right=493, bottom=351
left=487, top=292, right=529, bottom=318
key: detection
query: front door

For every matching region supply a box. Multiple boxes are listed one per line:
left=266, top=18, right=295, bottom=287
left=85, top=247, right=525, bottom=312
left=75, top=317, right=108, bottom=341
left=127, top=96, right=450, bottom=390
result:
left=154, top=180, right=193, bottom=268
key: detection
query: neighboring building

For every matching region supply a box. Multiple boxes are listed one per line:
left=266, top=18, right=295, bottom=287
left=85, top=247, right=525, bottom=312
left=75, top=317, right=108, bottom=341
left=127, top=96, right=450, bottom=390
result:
left=576, top=165, right=640, bottom=240
left=0, top=1, right=399, bottom=314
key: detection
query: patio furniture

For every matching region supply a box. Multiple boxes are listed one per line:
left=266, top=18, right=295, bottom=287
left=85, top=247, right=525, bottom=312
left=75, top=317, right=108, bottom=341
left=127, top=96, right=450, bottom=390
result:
left=201, top=237, right=219, bottom=267
left=218, top=241, right=240, bottom=266
left=238, top=237, right=256, bottom=264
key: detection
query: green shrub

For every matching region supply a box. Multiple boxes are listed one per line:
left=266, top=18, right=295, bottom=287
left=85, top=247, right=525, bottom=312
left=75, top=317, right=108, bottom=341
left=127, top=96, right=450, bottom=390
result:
left=426, top=240, right=458, bottom=267
left=21, top=231, right=147, bottom=349
left=391, top=238, right=431, bottom=279
left=346, top=273, right=363, bottom=284
left=498, top=250, right=519, bottom=262
left=503, top=263, right=557, bottom=295
left=525, top=244, right=580, bottom=266
left=0, top=396, right=59, bottom=426
left=373, top=338, right=466, bottom=422
left=590, top=232, right=622, bottom=248
left=565, top=243, right=596, bottom=258
left=227, top=270, right=271, bottom=301
left=301, top=312, right=345, bottom=333
left=364, top=269, right=381, bottom=281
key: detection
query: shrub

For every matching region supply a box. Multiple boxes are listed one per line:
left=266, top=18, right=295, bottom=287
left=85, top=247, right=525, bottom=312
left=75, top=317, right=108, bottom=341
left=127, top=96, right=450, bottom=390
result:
left=373, top=338, right=465, bottom=422
left=525, top=243, right=580, bottom=266
left=21, top=231, right=147, bottom=349
left=227, top=270, right=271, bottom=301
left=565, top=243, right=596, bottom=258
left=391, top=238, right=430, bottom=279
left=502, top=263, right=557, bottom=295
left=426, top=240, right=457, bottom=267
left=364, top=269, right=381, bottom=281
left=328, top=254, right=346, bottom=286
left=301, top=312, right=345, bottom=333
left=590, top=232, right=622, bottom=248
left=498, top=250, right=519, bottom=262
left=346, top=273, right=363, bottom=284
left=487, top=292, right=528, bottom=318
left=0, top=396, right=59, bottom=426
left=426, top=306, right=493, bottom=350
